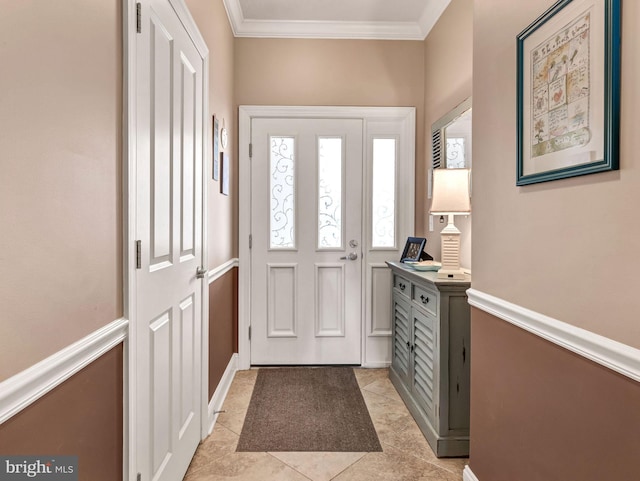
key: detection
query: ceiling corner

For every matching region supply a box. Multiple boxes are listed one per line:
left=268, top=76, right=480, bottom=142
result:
left=222, top=0, right=242, bottom=36
left=419, top=0, right=452, bottom=40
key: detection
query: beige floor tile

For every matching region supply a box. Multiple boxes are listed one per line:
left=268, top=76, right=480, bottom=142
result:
left=214, top=369, right=256, bottom=435
left=221, top=386, right=254, bottom=412
left=222, top=371, right=256, bottom=400
left=332, top=445, right=459, bottom=481
left=352, top=368, right=388, bottom=389
left=361, top=390, right=416, bottom=437
left=216, top=408, right=248, bottom=436
left=184, top=452, right=311, bottom=481
left=382, top=424, right=467, bottom=476
left=185, top=368, right=466, bottom=481
left=187, top=425, right=239, bottom=473
left=361, top=377, right=403, bottom=402
left=232, top=369, right=259, bottom=384
left=269, top=452, right=366, bottom=481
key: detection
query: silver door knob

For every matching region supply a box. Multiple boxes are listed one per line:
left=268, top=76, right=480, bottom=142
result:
left=340, top=252, right=358, bottom=261
left=196, top=266, right=208, bottom=279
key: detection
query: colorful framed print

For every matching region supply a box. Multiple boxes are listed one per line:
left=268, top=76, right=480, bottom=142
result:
left=516, top=0, right=620, bottom=185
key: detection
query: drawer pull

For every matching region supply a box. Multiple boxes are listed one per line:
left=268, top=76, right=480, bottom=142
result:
left=420, top=295, right=430, bottom=304
left=406, top=341, right=410, bottom=348
left=399, top=283, right=406, bottom=291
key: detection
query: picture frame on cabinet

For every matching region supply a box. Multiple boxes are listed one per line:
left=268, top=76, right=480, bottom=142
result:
left=400, top=237, right=427, bottom=263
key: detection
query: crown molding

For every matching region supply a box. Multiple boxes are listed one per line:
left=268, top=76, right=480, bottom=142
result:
left=419, top=0, right=452, bottom=38
left=222, top=0, right=451, bottom=40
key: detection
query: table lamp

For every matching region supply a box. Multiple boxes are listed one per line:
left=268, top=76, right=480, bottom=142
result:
left=429, top=168, right=471, bottom=280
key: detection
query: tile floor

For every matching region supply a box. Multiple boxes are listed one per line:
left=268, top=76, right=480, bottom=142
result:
left=183, top=368, right=468, bottom=481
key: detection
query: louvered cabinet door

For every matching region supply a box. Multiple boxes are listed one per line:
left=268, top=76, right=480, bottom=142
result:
left=411, top=308, right=438, bottom=426
left=391, top=294, right=412, bottom=384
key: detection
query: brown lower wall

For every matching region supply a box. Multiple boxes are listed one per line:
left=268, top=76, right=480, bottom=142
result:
left=469, top=308, right=640, bottom=481
left=208, top=267, right=238, bottom=400
left=0, top=344, right=123, bottom=481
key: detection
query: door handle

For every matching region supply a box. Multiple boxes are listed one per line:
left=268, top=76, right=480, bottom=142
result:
left=340, top=252, right=358, bottom=261
left=196, top=266, right=208, bottom=279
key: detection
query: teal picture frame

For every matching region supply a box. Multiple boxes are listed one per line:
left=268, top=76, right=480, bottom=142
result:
left=516, top=0, right=620, bottom=186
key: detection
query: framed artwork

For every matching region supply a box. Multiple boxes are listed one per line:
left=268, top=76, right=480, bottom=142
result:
left=212, top=116, right=219, bottom=181
left=516, top=0, right=620, bottom=185
left=220, top=152, right=229, bottom=196
left=400, top=237, right=426, bottom=263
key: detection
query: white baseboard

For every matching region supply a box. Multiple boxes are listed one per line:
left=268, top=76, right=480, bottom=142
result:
left=467, top=289, right=640, bottom=383
left=207, top=353, right=239, bottom=434
left=0, top=318, right=129, bottom=424
left=463, top=465, right=479, bottom=481
left=361, top=362, right=391, bottom=369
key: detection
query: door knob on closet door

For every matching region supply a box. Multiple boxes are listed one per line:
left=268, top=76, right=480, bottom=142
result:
left=196, top=266, right=208, bottom=279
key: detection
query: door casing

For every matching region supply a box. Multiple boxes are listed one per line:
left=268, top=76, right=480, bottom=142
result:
left=238, top=106, right=416, bottom=371
left=123, top=1, right=210, bottom=480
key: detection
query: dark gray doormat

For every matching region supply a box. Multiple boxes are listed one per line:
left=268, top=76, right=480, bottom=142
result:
left=236, top=367, right=382, bottom=452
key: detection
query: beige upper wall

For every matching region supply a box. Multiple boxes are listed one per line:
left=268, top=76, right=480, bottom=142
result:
left=234, top=38, right=426, bottom=231
left=0, top=0, right=122, bottom=380
left=186, top=0, right=238, bottom=267
left=473, top=0, right=640, bottom=347
left=422, top=0, right=473, bottom=267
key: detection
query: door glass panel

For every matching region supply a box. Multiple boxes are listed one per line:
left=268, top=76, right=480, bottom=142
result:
left=372, top=138, right=396, bottom=248
left=446, top=137, right=466, bottom=169
left=318, top=137, right=343, bottom=249
left=270, top=136, right=296, bottom=249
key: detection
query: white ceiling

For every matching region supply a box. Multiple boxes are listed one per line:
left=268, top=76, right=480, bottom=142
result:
left=222, top=0, right=452, bottom=40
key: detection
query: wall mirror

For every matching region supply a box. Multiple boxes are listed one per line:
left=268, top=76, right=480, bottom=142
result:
left=429, top=97, right=472, bottom=198
left=432, top=97, right=472, bottom=170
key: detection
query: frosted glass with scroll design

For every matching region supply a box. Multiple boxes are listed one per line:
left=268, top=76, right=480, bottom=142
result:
left=446, top=137, right=466, bottom=169
left=270, top=137, right=296, bottom=249
left=372, top=139, right=396, bottom=248
left=318, top=138, right=343, bottom=248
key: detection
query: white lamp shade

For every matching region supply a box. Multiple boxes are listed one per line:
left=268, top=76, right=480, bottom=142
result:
left=430, top=168, right=471, bottom=215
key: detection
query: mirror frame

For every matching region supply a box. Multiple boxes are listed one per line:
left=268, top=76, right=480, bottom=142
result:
left=429, top=97, right=472, bottom=198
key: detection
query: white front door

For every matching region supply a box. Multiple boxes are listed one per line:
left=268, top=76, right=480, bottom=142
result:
left=134, top=0, right=204, bottom=479
left=250, top=118, right=363, bottom=364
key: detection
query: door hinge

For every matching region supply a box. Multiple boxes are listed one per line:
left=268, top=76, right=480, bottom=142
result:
left=136, top=3, right=142, bottom=33
left=249, top=143, right=253, bottom=158
left=135, top=240, right=142, bottom=269
left=249, top=234, right=252, bottom=249
left=248, top=325, right=252, bottom=341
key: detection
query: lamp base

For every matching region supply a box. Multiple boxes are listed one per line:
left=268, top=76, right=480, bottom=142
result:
left=438, top=214, right=465, bottom=280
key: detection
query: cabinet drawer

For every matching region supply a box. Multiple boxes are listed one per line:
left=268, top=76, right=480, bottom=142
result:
left=413, top=284, right=438, bottom=317
left=394, top=275, right=410, bottom=298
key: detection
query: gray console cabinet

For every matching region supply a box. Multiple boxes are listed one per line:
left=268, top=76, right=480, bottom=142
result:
left=386, top=261, right=471, bottom=457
